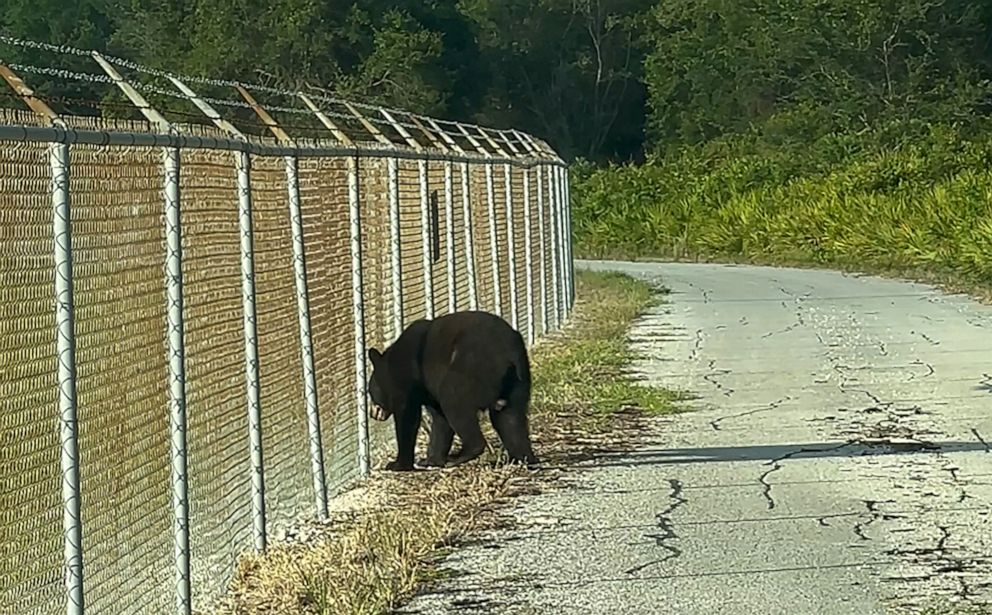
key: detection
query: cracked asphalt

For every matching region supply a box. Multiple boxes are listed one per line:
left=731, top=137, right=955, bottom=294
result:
left=396, top=261, right=992, bottom=615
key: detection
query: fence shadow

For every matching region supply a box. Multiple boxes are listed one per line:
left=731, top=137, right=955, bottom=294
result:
left=547, top=438, right=990, bottom=469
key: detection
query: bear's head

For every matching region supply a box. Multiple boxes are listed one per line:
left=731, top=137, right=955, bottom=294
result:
left=367, top=347, right=408, bottom=422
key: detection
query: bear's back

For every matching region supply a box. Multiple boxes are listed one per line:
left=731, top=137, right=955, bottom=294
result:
left=421, top=311, right=526, bottom=391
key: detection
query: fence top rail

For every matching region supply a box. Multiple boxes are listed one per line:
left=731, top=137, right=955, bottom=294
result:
left=0, top=123, right=567, bottom=168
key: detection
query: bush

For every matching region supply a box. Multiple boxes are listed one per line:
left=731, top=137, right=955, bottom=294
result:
left=571, top=118, right=992, bottom=284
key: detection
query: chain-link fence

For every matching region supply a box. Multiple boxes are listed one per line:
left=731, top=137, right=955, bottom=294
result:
left=0, top=39, right=574, bottom=615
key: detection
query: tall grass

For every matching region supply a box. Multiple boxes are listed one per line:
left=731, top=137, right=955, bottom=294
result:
left=572, top=120, right=992, bottom=284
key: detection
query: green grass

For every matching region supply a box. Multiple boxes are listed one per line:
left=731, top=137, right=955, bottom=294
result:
left=531, top=271, right=687, bottom=428
left=571, top=120, right=992, bottom=299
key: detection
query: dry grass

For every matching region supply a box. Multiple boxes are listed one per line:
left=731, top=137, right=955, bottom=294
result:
left=208, top=270, right=682, bottom=615
left=208, top=465, right=529, bottom=615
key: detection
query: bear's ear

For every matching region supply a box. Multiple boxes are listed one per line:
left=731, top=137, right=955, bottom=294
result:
left=368, top=347, right=384, bottom=367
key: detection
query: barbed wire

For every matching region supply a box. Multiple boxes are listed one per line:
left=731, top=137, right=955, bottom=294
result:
left=0, top=33, right=549, bottom=155
left=2, top=35, right=459, bottom=130
left=4, top=59, right=429, bottom=137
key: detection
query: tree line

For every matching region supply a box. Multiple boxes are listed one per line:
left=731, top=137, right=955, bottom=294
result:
left=3, top=0, right=992, bottom=163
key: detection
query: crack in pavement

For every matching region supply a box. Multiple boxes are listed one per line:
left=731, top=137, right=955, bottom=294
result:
left=624, top=479, right=687, bottom=575
left=850, top=500, right=903, bottom=543
left=703, top=359, right=734, bottom=397
left=709, top=396, right=793, bottom=431
left=972, top=428, right=990, bottom=453
left=684, top=280, right=712, bottom=304
left=905, top=360, right=936, bottom=382
left=877, top=525, right=992, bottom=602
left=689, top=328, right=704, bottom=362
left=761, top=321, right=801, bottom=339
left=979, top=373, right=992, bottom=393
left=910, top=330, right=941, bottom=346
left=758, top=443, right=856, bottom=510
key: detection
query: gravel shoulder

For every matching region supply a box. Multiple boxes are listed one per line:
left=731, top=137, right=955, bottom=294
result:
left=396, top=260, right=992, bottom=615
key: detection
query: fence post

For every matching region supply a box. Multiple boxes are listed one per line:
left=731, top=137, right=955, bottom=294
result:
left=51, top=141, right=84, bottom=615
left=565, top=166, right=574, bottom=309
left=461, top=162, right=478, bottom=311
left=555, top=166, right=568, bottom=324
left=444, top=160, right=457, bottom=313
left=485, top=163, right=500, bottom=317
left=348, top=156, right=370, bottom=477
left=283, top=155, right=328, bottom=519
left=234, top=150, right=268, bottom=552
left=536, top=165, right=548, bottom=336
left=419, top=160, right=434, bottom=319
left=522, top=167, right=535, bottom=345
left=504, top=164, right=518, bottom=330
left=560, top=166, right=572, bottom=317
left=163, top=147, right=192, bottom=615
left=388, top=157, right=403, bottom=337
left=545, top=165, right=560, bottom=331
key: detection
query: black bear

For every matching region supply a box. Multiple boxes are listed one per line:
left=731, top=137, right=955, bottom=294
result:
left=366, top=310, right=538, bottom=471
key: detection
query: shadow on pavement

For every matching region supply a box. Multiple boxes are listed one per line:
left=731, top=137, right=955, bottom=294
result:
left=550, top=439, right=989, bottom=469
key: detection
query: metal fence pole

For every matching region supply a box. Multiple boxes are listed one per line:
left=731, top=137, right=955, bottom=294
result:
left=163, top=146, right=192, bottom=615
left=560, top=166, right=572, bottom=316
left=388, top=157, right=403, bottom=337
left=418, top=160, right=434, bottom=320
left=284, top=155, right=328, bottom=519
left=51, top=141, right=84, bottom=615
left=504, top=164, right=518, bottom=330
left=444, top=160, right=456, bottom=313
left=348, top=156, right=370, bottom=477
left=555, top=166, right=568, bottom=324
left=546, top=165, right=561, bottom=331
left=235, top=150, right=267, bottom=552
left=485, top=163, right=500, bottom=316
left=460, top=162, right=477, bottom=311
left=522, top=167, right=535, bottom=346
left=536, top=165, right=548, bottom=336
left=565, top=166, right=575, bottom=309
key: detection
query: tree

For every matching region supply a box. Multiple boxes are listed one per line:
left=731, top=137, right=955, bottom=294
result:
left=642, top=0, right=992, bottom=152
left=458, top=0, right=653, bottom=161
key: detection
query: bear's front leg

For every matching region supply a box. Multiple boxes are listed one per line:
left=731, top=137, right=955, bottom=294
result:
left=420, top=406, right=454, bottom=468
left=386, top=404, right=421, bottom=471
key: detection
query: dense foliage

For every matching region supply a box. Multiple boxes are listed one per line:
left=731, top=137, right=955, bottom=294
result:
left=573, top=121, right=992, bottom=281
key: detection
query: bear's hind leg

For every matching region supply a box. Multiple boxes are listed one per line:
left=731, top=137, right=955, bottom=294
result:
left=443, top=407, right=487, bottom=466
left=421, top=406, right=454, bottom=468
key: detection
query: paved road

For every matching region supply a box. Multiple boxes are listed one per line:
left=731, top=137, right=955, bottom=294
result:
left=397, top=261, right=992, bottom=615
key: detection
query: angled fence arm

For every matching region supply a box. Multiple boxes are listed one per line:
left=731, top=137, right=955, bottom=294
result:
left=342, top=101, right=393, bottom=146
left=298, top=93, right=355, bottom=147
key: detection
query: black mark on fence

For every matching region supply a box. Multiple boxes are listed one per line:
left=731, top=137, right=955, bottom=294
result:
left=430, top=189, right=440, bottom=262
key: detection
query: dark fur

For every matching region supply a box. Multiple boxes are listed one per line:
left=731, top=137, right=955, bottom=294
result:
left=367, top=310, right=538, bottom=471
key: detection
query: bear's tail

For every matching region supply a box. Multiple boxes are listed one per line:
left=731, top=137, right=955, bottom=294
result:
left=499, top=334, right=531, bottom=399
